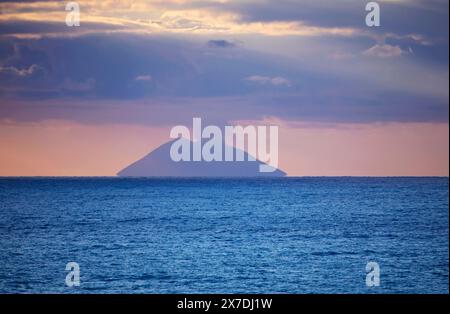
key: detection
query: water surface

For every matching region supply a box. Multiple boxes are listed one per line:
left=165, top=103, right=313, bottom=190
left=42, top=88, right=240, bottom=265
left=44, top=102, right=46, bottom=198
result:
left=0, top=177, right=448, bottom=293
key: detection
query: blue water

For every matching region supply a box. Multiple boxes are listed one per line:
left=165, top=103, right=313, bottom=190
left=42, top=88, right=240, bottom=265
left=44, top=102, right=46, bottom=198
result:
left=0, top=177, right=448, bottom=294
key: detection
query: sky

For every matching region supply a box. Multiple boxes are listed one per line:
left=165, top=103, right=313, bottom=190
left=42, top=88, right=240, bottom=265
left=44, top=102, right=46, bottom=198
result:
left=0, top=0, right=448, bottom=176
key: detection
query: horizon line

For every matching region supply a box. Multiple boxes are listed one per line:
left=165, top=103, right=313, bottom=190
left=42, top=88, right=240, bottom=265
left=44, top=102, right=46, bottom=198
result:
left=0, top=176, right=448, bottom=179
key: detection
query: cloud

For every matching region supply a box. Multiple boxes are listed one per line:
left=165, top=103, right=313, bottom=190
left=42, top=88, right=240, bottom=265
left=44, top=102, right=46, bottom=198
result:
left=212, top=0, right=448, bottom=39
left=0, top=0, right=446, bottom=45
left=363, top=44, right=407, bottom=58
left=245, top=75, right=291, bottom=87
left=0, top=1, right=360, bottom=38
left=207, top=39, right=236, bottom=48
left=270, top=76, right=292, bottom=87
left=0, top=32, right=447, bottom=125
left=0, top=34, right=303, bottom=99
left=61, top=78, right=96, bottom=92
left=135, top=75, right=152, bottom=81
left=0, top=64, right=42, bottom=77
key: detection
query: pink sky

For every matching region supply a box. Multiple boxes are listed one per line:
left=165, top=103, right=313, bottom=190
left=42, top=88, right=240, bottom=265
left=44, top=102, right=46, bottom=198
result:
left=0, top=120, right=447, bottom=177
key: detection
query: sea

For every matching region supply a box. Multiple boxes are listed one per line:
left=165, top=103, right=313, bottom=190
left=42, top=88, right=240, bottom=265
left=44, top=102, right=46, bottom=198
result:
left=0, top=177, right=448, bottom=294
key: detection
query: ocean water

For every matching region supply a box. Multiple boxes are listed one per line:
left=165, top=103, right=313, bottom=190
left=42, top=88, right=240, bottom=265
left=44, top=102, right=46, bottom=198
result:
left=0, top=177, right=448, bottom=294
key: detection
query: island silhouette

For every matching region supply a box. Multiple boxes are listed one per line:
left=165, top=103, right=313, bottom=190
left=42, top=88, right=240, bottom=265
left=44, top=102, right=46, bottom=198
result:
left=117, top=139, right=286, bottom=177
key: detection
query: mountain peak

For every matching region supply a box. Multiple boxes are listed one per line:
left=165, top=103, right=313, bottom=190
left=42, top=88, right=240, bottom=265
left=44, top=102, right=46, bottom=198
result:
left=117, top=139, right=286, bottom=177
